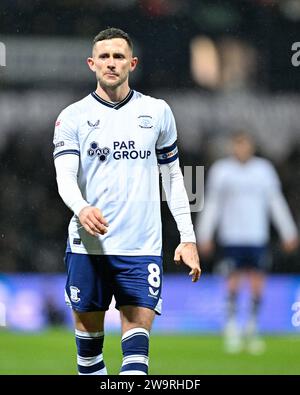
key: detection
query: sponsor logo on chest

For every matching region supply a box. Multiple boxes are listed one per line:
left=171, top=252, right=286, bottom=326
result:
left=87, top=140, right=151, bottom=161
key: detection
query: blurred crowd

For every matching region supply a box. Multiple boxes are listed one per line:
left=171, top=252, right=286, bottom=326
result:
left=0, top=131, right=69, bottom=272
left=1, top=0, right=300, bottom=91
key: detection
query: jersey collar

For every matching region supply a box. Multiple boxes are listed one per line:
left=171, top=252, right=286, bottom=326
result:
left=91, top=89, right=134, bottom=110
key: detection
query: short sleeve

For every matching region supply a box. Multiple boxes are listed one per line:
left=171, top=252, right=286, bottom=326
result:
left=155, top=101, right=179, bottom=165
left=53, top=107, right=80, bottom=160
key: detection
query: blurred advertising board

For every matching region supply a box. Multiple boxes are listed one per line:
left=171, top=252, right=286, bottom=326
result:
left=0, top=274, right=299, bottom=333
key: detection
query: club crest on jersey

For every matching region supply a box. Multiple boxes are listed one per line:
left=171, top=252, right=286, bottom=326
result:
left=138, top=115, right=153, bottom=129
left=87, top=141, right=110, bottom=162
left=87, top=119, right=100, bottom=130
left=70, top=286, right=80, bottom=303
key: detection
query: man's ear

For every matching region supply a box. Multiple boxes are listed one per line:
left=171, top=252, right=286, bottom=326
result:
left=130, top=56, right=138, bottom=72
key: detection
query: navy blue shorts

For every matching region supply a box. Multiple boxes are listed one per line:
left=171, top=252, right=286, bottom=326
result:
left=221, top=245, right=270, bottom=272
left=64, top=253, right=163, bottom=314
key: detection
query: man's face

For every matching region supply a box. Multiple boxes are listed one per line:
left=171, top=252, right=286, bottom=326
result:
left=87, top=38, right=138, bottom=90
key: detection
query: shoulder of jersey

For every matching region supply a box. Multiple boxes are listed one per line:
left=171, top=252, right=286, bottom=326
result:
left=60, top=94, right=94, bottom=118
left=134, top=91, right=168, bottom=109
left=212, top=157, right=233, bottom=170
left=209, top=157, right=242, bottom=179
left=252, top=156, right=274, bottom=169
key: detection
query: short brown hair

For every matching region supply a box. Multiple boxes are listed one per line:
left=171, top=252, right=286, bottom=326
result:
left=93, top=28, right=133, bottom=51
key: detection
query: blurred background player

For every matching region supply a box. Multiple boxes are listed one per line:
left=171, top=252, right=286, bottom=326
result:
left=53, top=28, right=200, bottom=375
left=197, top=131, right=299, bottom=354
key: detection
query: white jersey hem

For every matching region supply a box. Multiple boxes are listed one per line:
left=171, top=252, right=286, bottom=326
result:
left=68, top=247, right=162, bottom=256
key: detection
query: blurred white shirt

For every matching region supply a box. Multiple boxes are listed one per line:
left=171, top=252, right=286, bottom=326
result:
left=197, top=156, right=298, bottom=246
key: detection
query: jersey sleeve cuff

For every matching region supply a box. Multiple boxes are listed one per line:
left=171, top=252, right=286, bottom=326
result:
left=180, top=232, right=197, bottom=244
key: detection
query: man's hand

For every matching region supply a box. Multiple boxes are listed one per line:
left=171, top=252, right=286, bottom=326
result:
left=78, top=206, right=109, bottom=237
left=174, top=242, right=201, bottom=282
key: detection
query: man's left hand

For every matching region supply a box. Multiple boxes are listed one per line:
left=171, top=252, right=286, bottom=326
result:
left=174, top=242, right=201, bottom=282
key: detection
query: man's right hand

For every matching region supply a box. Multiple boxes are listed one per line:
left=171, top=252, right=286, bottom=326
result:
left=78, top=206, right=109, bottom=236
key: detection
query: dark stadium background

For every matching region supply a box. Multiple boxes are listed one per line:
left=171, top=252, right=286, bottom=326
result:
left=0, top=0, right=300, bottom=375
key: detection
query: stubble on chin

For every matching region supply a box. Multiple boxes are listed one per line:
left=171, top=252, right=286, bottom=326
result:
left=97, top=74, right=127, bottom=90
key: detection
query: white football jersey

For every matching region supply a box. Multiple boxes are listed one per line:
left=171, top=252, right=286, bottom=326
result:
left=53, top=90, right=178, bottom=255
left=198, top=156, right=297, bottom=245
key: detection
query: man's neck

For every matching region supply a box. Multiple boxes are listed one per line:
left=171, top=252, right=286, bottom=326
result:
left=235, top=155, right=253, bottom=164
left=95, top=84, right=131, bottom=103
